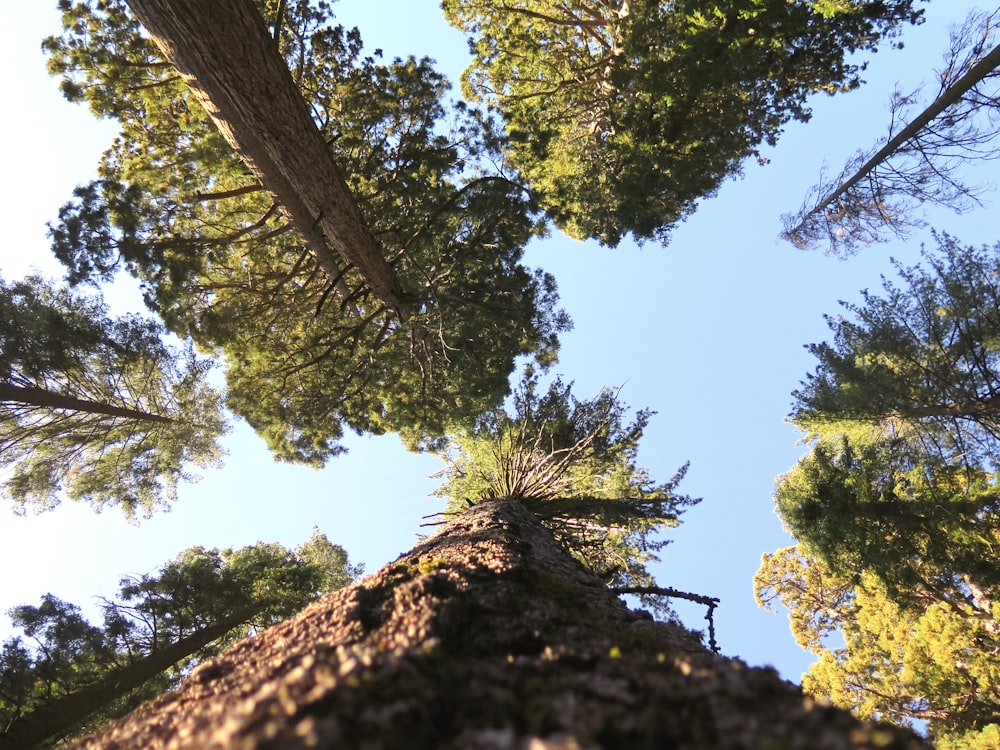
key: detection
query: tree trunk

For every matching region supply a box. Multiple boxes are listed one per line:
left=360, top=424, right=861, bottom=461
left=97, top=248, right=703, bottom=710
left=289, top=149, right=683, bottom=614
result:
left=789, top=40, right=1000, bottom=235
left=897, top=393, right=1000, bottom=421
left=0, top=382, right=173, bottom=424
left=0, top=608, right=258, bottom=750
left=125, top=0, right=407, bottom=316
left=62, top=497, right=927, bottom=749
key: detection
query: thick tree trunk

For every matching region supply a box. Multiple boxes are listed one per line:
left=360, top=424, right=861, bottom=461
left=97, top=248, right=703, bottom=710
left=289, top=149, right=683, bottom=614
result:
left=63, top=497, right=927, bottom=749
left=0, top=608, right=258, bottom=750
left=125, top=0, right=407, bottom=316
left=0, top=382, right=173, bottom=424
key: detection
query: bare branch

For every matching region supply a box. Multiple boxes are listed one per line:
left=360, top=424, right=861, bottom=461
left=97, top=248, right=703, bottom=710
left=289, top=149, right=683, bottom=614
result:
left=783, top=10, right=1000, bottom=255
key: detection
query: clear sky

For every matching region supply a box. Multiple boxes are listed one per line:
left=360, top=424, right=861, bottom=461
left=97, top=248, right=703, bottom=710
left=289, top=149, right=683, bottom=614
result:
left=1, top=0, right=995, bottom=686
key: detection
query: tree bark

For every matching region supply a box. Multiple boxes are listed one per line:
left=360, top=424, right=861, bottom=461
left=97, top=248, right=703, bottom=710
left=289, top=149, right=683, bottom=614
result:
left=125, top=0, right=407, bottom=316
left=0, top=608, right=258, bottom=750
left=0, top=382, right=173, bottom=424
left=62, top=497, right=927, bottom=749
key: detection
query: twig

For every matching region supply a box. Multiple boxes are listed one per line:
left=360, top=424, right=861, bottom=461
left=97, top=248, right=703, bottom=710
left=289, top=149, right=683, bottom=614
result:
left=611, top=585, right=721, bottom=654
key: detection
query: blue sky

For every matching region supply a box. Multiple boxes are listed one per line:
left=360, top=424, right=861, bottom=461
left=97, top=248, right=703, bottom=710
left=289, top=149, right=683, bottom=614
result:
left=1, top=0, right=995, bottom=686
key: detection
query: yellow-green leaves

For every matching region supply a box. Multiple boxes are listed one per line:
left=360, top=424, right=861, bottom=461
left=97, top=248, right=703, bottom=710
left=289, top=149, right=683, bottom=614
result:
left=432, top=370, right=697, bottom=614
left=0, top=276, right=227, bottom=519
left=756, top=545, right=1000, bottom=742
left=44, top=0, right=568, bottom=463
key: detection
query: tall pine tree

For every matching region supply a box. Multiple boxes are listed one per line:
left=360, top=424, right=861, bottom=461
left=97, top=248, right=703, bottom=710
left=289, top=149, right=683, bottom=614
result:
left=759, top=234, right=1000, bottom=743
left=44, top=0, right=569, bottom=462
left=0, top=275, right=226, bottom=518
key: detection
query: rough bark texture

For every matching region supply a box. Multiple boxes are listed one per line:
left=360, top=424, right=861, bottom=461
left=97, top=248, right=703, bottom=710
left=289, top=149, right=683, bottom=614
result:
left=0, top=608, right=256, bottom=750
left=64, top=497, right=928, bottom=749
left=125, top=0, right=407, bottom=315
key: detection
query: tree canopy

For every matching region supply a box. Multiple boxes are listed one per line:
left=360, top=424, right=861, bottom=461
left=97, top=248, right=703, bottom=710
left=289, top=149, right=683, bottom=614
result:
left=432, top=370, right=699, bottom=614
left=0, top=530, right=360, bottom=748
left=444, top=0, right=923, bottom=246
left=44, top=0, right=569, bottom=462
left=756, top=546, right=1000, bottom=747
left=790, top=234, right=1000, bottom=470
left=0, top=275, right=227, bottom=518
left=773, top=435, right=1000, bottom=603
left=760, top=231, right=1000, bottom=744
left=25, top=1, right=994, bottom=743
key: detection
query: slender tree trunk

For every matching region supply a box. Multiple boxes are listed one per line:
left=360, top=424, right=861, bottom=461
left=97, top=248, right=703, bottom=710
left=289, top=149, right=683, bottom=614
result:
left=125, top=0, right=407, bottom=316
left=791, top=41, right=1000, bottom=233
left=63, top=497, right=927, bottom=749
left=0, top=608, right=258, bottom=750
left=0, top=382, right=173, bottom=424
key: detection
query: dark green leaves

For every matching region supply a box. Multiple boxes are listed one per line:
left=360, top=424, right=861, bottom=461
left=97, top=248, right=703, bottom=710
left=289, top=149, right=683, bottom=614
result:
left=775, top=436, right=1000, bottom=600
left=782, top=233, right=1000, bottom=600
left=445, top=0, right=922, bottom=245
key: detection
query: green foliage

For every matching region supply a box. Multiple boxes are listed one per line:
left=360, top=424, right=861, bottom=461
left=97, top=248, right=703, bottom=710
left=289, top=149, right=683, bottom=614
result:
left=298, top=526, right=366, bottom=594
left=443, top=0, right=922, bottom=245
left=0, top=597, right=114, bottom=721
left=432, top=369, right=698, bottom=613
left=0, top=532, right=359, bottom=745
left=783, top=235, right=1000, bottom=601
left=791, top=234, right=1000, bottom=469
left=774, top=435, right=1000, bottom=601
left=937, top=724, right=1000, bottom=750
left=756, top=546, right=1000, bottom=744
left=762, top=234, right=1000, bottom=741
left=44, top=0, right=569, bottom=463
left=0, top=275, right=227, bottom=519
left=770, top=432, right=1000, bottom=737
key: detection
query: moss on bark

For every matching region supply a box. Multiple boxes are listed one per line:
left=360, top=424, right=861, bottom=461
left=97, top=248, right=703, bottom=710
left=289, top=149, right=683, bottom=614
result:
left=64, top=497, right=927, bottom=749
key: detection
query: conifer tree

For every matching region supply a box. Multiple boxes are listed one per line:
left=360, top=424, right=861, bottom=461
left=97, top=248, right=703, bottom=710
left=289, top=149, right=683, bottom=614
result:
left=127, top=0, right=407, bottom=312
left=0, top=275, right=227, bottom=518
left=759, top=233, right=1000, bottom=742
left=444, top=0, right=922, bottom=245
left=56, top=498, right=925, bottom=749
left=0, top=531, right=360, bottom=748
left=783, top=8, right=1000, bottom=254
left=432, top=370, right=698, bottom=615
left=44, top=0, right=568, bottom=461
left=790, top=234, right=1000, bottom=470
